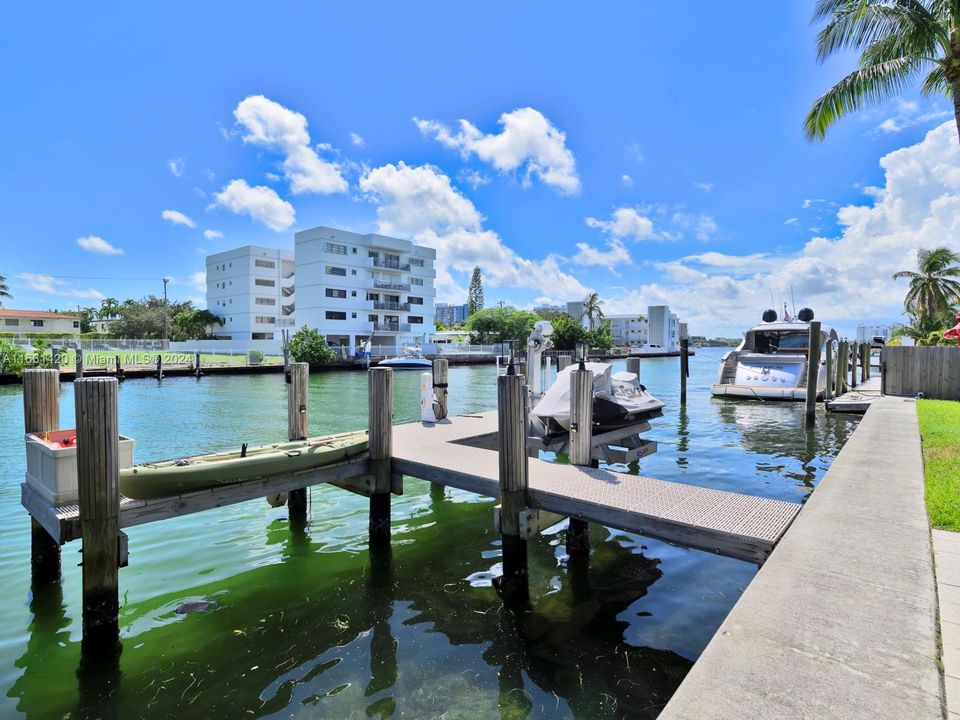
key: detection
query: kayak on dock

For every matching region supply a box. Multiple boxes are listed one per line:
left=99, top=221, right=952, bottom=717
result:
left=119, top=430, right=368, bottom=499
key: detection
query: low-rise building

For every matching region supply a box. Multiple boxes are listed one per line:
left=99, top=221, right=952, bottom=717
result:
left=606, top=314, right=648, bottom=347
left=856, top=324, right=892, bottom=344
left=646, top=305, right=681, bottom=351
left=0, top=309, right=81, bottom=335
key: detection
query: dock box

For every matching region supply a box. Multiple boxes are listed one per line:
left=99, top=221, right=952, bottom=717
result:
left=25, top=429, right=135, bottom=506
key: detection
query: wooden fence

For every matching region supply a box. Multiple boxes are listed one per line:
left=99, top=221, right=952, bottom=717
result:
left=882, top=346, right=960, bottom=400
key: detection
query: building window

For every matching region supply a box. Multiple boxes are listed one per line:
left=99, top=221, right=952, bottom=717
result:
left=255, top=316, right=276, bottom=324
left=351, top=290, right=357, bottom=297
left=352, top=247, right=357, bottom=254
left=409, top=316, right=423, bottom=324
left=255, top=297, right=276, bottom=306
left=368, top=251, right=378, bottom=259
left=411, top=277, right=424, bottom=286
left=369, top=314, right=378, bottom=322
left=351, top=269, right=357, bottom=275
left=4, top=319, right=18, bottom=326
left=351, top=312, right=357, bottom=319
left=411, top=258, right=424, bottom=268
left=366, top=292, right=379, bottom=301
left=255, top=278, right=276, bottom=287
left=325, top=311, right=347, bottom=320
left=325, top=288, right=347, bottom=299
left=73, top=321, right=80, bottom=329
left=255, top=259, right=275, bottom=269
left=326, top=242, right=347, bottom=255
left=326, top=266, right=347, bottom=276
left=31, top=319, right=44, bottom=327
left=408, top=296, right=423, bottom=305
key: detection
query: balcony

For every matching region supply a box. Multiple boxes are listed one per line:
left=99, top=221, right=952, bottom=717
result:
left=373, top=301, right=410, bottom=312
left=373, top=280, right=411, bottom=292
left=277, top=317, right=296, bottom=327
left=371, top=258, right=410, bottom=272
left=372, top=322, right=411, bottom=332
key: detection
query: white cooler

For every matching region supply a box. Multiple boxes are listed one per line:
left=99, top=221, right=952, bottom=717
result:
left=25, top=429, right=135, bottom=506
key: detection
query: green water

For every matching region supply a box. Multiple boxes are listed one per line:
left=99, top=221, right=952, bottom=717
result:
left=0, top=351, right=859, bottom=719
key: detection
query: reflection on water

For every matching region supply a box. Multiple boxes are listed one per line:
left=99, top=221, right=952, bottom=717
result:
left=0, top=351, right=858, bottom=718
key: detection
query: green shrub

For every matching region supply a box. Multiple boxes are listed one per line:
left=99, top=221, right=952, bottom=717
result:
left=288, top=327, right=336, bottom=365
left=248, top=349, right=264, bottom=365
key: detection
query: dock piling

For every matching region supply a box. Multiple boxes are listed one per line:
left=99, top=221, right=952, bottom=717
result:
left=837, top=340, right=849, bottom=394
left=496, top=370, right=529, bottom=605
left=194, top=351, right=202, bottom=379
left=155, top=355, right=163, bottom=381
left=75, top=377, right=121, bottom=652
left=76, top=348, right=84, bottom=379
left=368, top=367, right=393, bottom=550
left=558, top=355, right=571, bottom=372
left=23, top=369, right=62, bottom=585
left=824, top=338, right=833, bottom=401
left=805, top=321, right=822, bottom=424
left=860, top=343, right=868, bottom=384
left=51, top=347, right=60, bottom=371
left=626, top=356, right=640, bottom=382
left=566, top=365, right=593, bottom=555
left=287, top=362, right=309, bottom=527
left=850, top=341, right=858, bottom=390
left=679, top=339, right=689, bottom=405
left=432, top=358, right=448, bottom=420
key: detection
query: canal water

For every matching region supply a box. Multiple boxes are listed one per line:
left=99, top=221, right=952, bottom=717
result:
left=0, top=350, right=859, bottom=719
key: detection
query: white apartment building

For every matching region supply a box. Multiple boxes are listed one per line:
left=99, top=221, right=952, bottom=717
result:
left=206, top=246, right=295, bottom=340
left=606, top=314, right=648, bottom=347
left=295, top=226, right=436, bottom=353
left=856, top=324, right=892, bottom=344
left=646, top=305, right=680, bottom=351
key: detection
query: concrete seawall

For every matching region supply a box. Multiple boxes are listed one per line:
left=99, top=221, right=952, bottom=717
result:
left=660, top=396, right=941, bottom=719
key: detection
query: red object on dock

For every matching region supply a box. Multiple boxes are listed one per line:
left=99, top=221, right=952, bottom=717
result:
left=35, top=429, right=78, bottom=449
left=945, top=313, right=960, bottom=346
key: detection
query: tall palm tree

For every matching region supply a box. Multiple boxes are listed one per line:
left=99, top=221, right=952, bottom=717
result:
left=0, top=275, right=10, bottom=307
left=98, top=297, right=120, bottom=318
left=580, top=292, right=604, bottom=330
left=805, top=0, right=960, bottom=144
left=892, top=247, right=960, bottom=321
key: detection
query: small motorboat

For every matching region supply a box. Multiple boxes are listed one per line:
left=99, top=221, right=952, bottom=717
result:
left=120, top=430, right=368, bottom=499
left=378, top=348, right=432, bottom=370
left=711, top=308, right=838, bottom=401
left=531, top=361, right=665, bottom=441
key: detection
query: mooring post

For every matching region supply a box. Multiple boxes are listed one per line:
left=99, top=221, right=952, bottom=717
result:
left=804, top=321, right=822, bottom=424
left=860, top=343, right=868, bottom=384
left=155, top=354, right=163, bottom=381
left=51, top=347, right=60, bottom=371
left=76, top=347, right=84, bottom=380
left=837, top=340, right=848, bottom=394
left=679, top=338, right=689, bottom=405
left=566, top=364, right=594, bottom=555
left=368, top=367, right=393, bottom=550
left=194, top=351, right=202, bottom=379
left=515, top=358, right=527, bottom=382
left=626, top=356, right=640, bottom=383
left=23, top=369, right=62, bottom=585
left=824, top=338, right=833, bottom=401
left=75, top=377, right=121, bottom=653
left=287, top=362, right=309, bottom=527
left=432, top=358, right=448, bottom=420
left=558, top=355, right=571, bottom=372
left=497, top=369, right=529, bottom=605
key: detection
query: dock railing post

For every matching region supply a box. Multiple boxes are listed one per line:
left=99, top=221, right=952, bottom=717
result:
left=626, top=356, right=640, bottom=383
left=497, top=369, right=529, bottom=605
left=804, top=321, right=822, bottom=424
left=679, top=339, right=689, bottom=405
left=368, top=366, right=393, bottom=551
left=75, top=377, right=121, bottom=653
left=287, top=362, right=309, bottom=527
left=23, top=369, right=62, bottom=585
left=432, top=358, right=448, bottom=420
left=824, top=337, right=833, bottom=401
left=566, top=364, right=593, bottom=555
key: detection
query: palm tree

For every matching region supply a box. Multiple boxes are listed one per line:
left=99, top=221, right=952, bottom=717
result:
left=98, top=297, right=120, bottom=318
left=0, top=275, right=10, bottom=307
left=805, top=0, right=960, bottom=145
left=580, top=292, right=604, bottom=330
left=892, top=247, right=960, bottom=321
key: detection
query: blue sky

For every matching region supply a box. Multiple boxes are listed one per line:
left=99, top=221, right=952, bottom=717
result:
left=2, top=2, right=957, bottom=336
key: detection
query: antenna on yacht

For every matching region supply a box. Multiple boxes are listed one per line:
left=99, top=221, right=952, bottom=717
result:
left=790, top=286, right=797, bottom=318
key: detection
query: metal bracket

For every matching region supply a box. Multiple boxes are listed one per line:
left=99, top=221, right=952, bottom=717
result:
left=494, top=505, right=566, bottom=537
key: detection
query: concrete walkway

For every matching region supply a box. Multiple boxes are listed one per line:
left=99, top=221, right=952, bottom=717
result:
left=934, top=529, right=960, bottom=719
left=659, top=397, right=941, bottom=719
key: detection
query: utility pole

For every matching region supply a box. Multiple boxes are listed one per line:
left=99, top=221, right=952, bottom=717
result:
left=162, top=277, right=170, bottom=344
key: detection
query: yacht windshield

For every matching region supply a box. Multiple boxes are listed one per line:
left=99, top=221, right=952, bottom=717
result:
left=752, top=331, right=809, bottom=354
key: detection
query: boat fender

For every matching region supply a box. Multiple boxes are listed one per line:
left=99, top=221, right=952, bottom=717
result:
left=266, top=492, right=288, bottom=508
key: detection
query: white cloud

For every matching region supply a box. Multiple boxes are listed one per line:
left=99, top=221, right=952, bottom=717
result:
left=76, top=235, right=124, bottom=255
left=168, top=158, right=184, bottom=177
left=18, top=273, right=104, bottom=300
left=626, top=141, right=644, bottom=163
left=873, top=99, right=950, bottom=135
left=350, top=132, right=365, bottom=147
left=784, top=217, right=798, bottom=225
left=572, top=239, right=632, bottom=275
left=694, top=181, right=714, bottom=192
left=213, top=179, right=295, bottom=232
left=672, top=212, right=718, bottom=241
left=233, top=95, right=348, bottom=195
left=162, top=209, right=196, bottom=228
left=585, top=207, right=657, bottom=241
left=604, top=121, right=960, bottom=336
left=203, top=229, right=223, bottom=240
left=457, top=168, right=491, bottom=190
left=359, top=161, right=589, bottom=302
left=621, top=174, right=633, bottom=187
left=190, top=271, right=207, bottom=291
left=415, top=107, right=580, bottom=194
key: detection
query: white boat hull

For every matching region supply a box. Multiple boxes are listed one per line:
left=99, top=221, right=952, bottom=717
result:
left=710, top=384, right=818, bottom=400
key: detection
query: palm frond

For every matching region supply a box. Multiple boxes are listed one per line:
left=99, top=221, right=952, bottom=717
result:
left=921, top=63, right=951, bottom=95
left=805, top=57, right=920, bottom=139
left=816, top=2, right=947, bottom=62
left=892, top=270, right=921, bottom=280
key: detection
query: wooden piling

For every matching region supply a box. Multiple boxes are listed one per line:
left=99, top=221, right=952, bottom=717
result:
left=23, top=369, right=62, bottom=584
left=566, top=366, right=593, bottom=554
left=51, top=347, right=60, bottom=371
left=850, top=340, right=858, bottom=390
left=114, top=355, right=124, bottom=381
left=679, top=338, right=689, bottom=405
left=194, top=351, right=202, bottom=379
left=626, top=356, right=640, bottom=383
left=287, top=362, right=309, bottom=526
left=76, top=348, right=84, bottom=379
left=497, top=371, right=529, bottom=604
left=432, top=358, right=448, bottom=420
left=75, top=377, right=121, bottom=651
left=155, top=354, right=163, bottom=381
left=824, top=338, right=833, bottom=401
left=368, top=367, right=393, bottom=549
left=804, top=321, right=821, bottom=424
left=837, top=340, right=849, bottom=394
left=558, top=355, right=571, bottom=372
left=860, top=343, right=868, bottom=384
left=515, top=358, right=527, bottom=382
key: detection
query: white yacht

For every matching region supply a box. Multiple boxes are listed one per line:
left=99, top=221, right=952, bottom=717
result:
left=378, top=347, right=432, bottom=370
left=711, top=308, right=837, bottom=401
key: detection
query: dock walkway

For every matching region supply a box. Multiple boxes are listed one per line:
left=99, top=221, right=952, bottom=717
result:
left=659, top=396, right=941, bottom=720
left=826, top=375, right=882, bottom=413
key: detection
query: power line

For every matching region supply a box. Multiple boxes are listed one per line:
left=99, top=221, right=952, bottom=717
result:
left=10, top=273, right=164, bottom=281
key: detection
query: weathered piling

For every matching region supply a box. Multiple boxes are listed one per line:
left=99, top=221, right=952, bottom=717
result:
left=287, top=362, right=309, bottom=526
left=515, top=358, right=527, bottom=382
left=75, top=377, right=121, bottom=652
left=497, top=370, right=529, bottom=604
left=824, top=338, right=833, bottom=401
left=76, top=348, right=84, bottom=379
left=194, top=351, right=202, bottom=379
left=679, top=338, right=689, bottom=405
left=558, top=355, right=571, bottom=372
left=860, top=343, right=869, bottom=383
left=114, top=355, right=124, bottom=381
left=626, top=356, right=640, bottom=382
left=23, top=369, right=62, bottom=584
left=51, top=347, right=61, bottom=371
left=850, top=340, right=858, bottom=390
left=837, top=340, right=849, bottom=394
left=566, top=365, right=593, bottom=555
left=368, top=367, right=393, bottom=550
left=805, top=321, right=822, bottom=424
left=155, top=355, right=163, bottom=381
left=432, top=358, right=448, bottom=420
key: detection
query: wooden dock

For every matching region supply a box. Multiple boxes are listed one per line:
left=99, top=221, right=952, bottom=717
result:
left=826, top=376, right=882, bottom=413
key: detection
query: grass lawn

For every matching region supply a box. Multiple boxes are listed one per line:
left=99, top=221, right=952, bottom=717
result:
left=918, top=399, right=960, bottom=531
